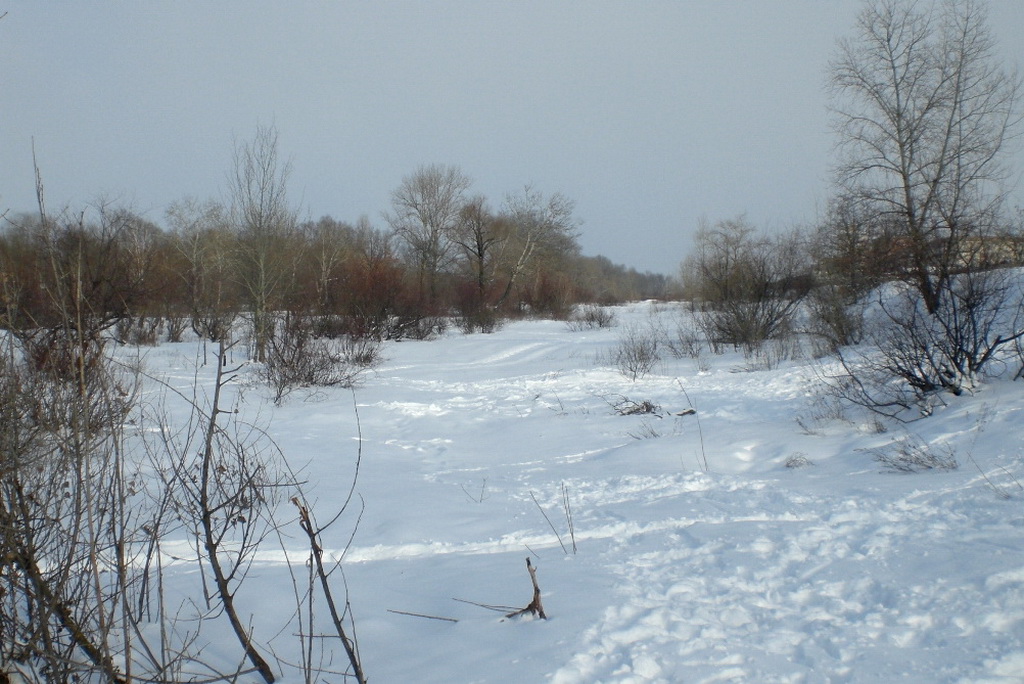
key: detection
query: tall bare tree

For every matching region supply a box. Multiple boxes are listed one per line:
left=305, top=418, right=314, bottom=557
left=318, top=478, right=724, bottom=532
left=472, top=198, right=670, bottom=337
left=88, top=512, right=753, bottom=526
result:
left=495, top=185, right=580, bottom=309
left=386, top=164, right=471, bottom=307
left=229, top=124, right=297, bottom=361
left=825, top=0, right=1024, bottom=411
left=299, top=216, right=354, bottom=326
left=829, top=0, right=1021, bottom=314
left=452, top=195, right=503, bottom=300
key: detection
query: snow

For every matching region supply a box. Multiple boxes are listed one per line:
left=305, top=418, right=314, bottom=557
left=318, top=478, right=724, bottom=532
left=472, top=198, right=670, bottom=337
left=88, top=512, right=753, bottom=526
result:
left=140, top=302, right=1024, bottom=683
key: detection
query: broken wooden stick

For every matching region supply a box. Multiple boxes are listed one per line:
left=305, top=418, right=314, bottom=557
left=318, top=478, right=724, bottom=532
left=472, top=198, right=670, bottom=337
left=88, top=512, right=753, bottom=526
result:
left=453, top=597, right=517, bottom=613
left=505, top=558, right=547, bottom=620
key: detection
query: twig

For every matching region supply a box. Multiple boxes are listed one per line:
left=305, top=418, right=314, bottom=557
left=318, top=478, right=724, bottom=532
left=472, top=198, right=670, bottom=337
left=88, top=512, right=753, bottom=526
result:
left=997, top=465, right=1024, bottom=492
left=453, top=597, right=518, bottom=613
left=676, top=378, right=708, bottom=472
left=530, top=490, right=567, bottom=554
left=387, top=609, right=458, bottom=623
left=560, top=482, right=577, bottom=554
left=967, top=452, right=1013, bottom=499
left=460, top=477, right=487, bottom=503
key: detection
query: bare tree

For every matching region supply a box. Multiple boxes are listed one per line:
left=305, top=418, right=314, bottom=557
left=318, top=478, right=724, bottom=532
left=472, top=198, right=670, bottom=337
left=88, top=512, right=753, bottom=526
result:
left=166, top=197, right=238, bottom=348
left=495, top=185, right=581, bottom=310
left=450, top=196, right=512, bottom=330
left=829, top=0, right=1021, bottom=314
left=824, top=0, right=1024, bottom=411
left=97, top=203, right=166, bottom=345
left=229, top=124, right=298, bottom=362
left=385, top=164, right=472, bottom=307
left=453, top=195, right=502, bottom=302
left=299, top=215, right=355, bottom=331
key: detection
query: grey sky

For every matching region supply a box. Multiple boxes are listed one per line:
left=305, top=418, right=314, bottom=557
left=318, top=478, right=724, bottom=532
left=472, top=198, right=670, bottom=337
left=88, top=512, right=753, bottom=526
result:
left=2, top=2, right=1022, bottom=275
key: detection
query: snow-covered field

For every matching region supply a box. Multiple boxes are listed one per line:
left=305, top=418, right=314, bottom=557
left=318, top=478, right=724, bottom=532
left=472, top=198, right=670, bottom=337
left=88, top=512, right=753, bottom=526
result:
left=143, top=302, right=1024, bottom=683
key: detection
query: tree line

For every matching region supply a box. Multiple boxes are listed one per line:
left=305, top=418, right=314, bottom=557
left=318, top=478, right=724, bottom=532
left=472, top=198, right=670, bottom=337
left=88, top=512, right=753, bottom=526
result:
left=1, top=130, right=667, bottom=368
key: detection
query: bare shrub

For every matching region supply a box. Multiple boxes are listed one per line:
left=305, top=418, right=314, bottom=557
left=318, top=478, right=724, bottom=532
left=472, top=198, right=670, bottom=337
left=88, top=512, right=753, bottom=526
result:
left=832, top=271, right=1024, bottom=417
left=17, top=326, right=108, bottom=386
left=567, top=304, right=616, bottom=331
left=613, top=324, right=660, bottom=380
left=682, top=217, right=809, bottom=349
left=785, top=452, right=813, bottom=468
left=660, top=315, right=706, bottom=358
left=292, top=494, right=367, bottom=683
left=865, top=434, right=958, bottom=473
left=0, top=324, right=146, bottom=682
left=0, top=169, right=166, bottom=682
left=606, top=395, right=661, bottom=416
left=163, top=313, right=190, bottom=342
left=116, top=314, right=161, bottom=346
left=628, top=420, right=662, bottom=440
left=262, top=315, right=382, bottom=404
left=741, top=334, right=804, bottom=371
left=150, top=341, right=281, bottom=683
left=138, top=341, right=368, bottom=683
left=457, top=301, right=502, bottom=334
left=392, top=313, right=448, bottom=341
left=529, top=486, right=576, bottom=556
left=796, top=389, right=850, bottom=435
left=695, top=299, right=800, bottom=351
left=807, top=284, right=866, bottom=354
left=339, top=331, right=385, bottom=368
left=655, top=313, right=714, bottom=373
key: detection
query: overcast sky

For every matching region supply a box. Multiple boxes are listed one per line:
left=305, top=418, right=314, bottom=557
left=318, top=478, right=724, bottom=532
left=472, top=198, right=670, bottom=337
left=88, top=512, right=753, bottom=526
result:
left=2, top=2, right=1022, bottom=275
